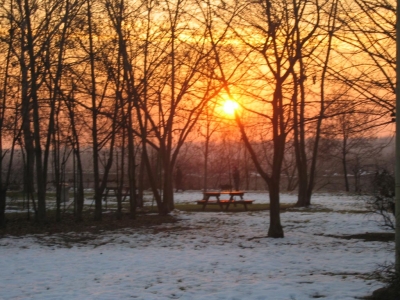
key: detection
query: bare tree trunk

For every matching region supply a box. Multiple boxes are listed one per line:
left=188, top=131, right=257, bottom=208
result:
left=203, top=136, right=210, bottom=192
left=268, top=179, right=284, bottom=238
left=342, top=137, right=350, bottom=192
left=116, top=142, right=124, bottom=220
left=127, top=101, right=137, bottom=219
left=20, top=28, right=37, bottom=219
left=86, top=0, right=102, bottom=221
left=23, top=0, right=48, bottom=222
left=293, top=74, right=310, bottom=207
left=73, top=142, right=85, bottom=221
left=64, top=88, right=85, bottom=221
left=236, top=111, right=285, bottom=238
left=289, top=0, right=336, bottom=208
left=137, top=152, right=145, bottom=208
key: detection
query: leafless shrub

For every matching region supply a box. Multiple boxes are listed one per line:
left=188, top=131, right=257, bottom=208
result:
left=367, top=170, right=395, bottom=230
left=370, top=262, right=400, bottom=300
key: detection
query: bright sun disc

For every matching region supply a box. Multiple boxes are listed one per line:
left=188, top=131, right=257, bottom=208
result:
left=223, top=100, right=239, bottom=115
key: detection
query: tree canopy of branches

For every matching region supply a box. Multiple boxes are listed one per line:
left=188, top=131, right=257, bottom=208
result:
left=0, top=0, right=395, bottom=237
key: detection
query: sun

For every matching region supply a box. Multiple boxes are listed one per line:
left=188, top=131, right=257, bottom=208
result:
left=222, top=99, right=239, bottom=115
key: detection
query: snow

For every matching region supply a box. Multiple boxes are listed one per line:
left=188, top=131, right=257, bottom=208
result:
left=0, top=192, right=394, bottom=300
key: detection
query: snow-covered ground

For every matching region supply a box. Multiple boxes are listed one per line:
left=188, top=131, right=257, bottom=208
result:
left=0, top=192, right=394, bottom=300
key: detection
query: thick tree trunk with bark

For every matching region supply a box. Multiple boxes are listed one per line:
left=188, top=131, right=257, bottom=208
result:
left=162, top=165, right=175, bottom=212
left=128, top=105, right=137, bottom=219
left=74, top=151, right=85, bottom=222
left=86, top=1, right=102, bottom=221
left=342, top=147, right=350, bottom=192
left=268, top=180, right=284, bottom=238
left=137, top=155, right=145, bottom=208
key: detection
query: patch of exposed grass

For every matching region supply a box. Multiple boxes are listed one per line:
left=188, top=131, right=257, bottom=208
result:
left=323, top=232, right=394, bottom=242
left=311, top=293, right=327, bottom=299
left=0, top=211, right=177, bottom=237
left=174, top=203, right=268, bottom=212
left=335, top=210, right=369, bottom=214
left=286, top=207, right=334, bottom=213
left=287, top=207, right=368, bottom=214
left=171, top=203, right=294, bottom=212
left=151, top=225, right=194, bottom=234
left=2, top=197, right=373, bottom=239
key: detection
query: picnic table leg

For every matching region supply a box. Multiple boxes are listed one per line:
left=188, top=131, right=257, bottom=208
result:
left=226, top=195, right=232, bottom=210
left=103, top=189, right=109, bottom=209
left=202, top=196, right=209, bottom=210
left=217, top=196, right=224, bottom=210
left=229, top=195, right=238, bottom=208
left=122, top=188, right=129, bottom=202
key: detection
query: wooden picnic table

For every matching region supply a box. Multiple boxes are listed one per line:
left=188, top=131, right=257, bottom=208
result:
left=197, top=191, right=253, bottom=211
left=102, top=185, right=130, bottom=208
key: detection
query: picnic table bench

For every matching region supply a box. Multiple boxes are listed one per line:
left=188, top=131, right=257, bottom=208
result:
left=197, top=191, right=254, bottom=211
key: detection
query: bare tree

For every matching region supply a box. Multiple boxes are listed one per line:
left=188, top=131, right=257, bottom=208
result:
left=104, top=0, right=144, bottom=218
left=205, top=0, right=324, bottom=237
left=291, top=0, right=339, bottom=207
left=41, top=0, right=84, bottom=221
left=325, top=112, right=385, bottom=192
left=0, top=0, right=21, bottom=226
left=3, top=0, right=77, bottom=222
